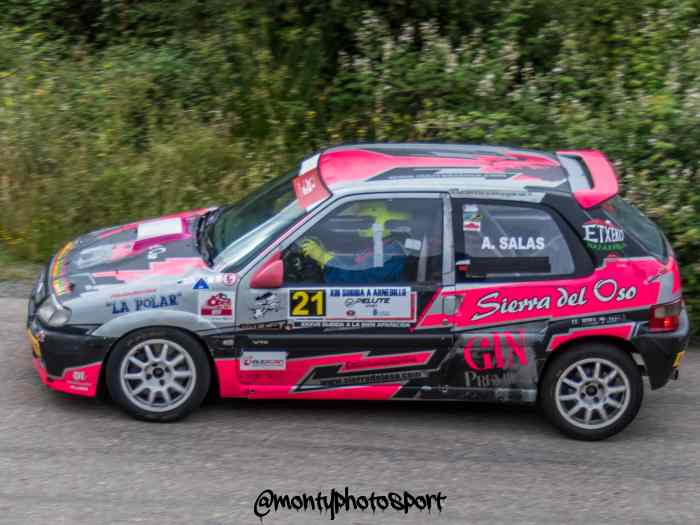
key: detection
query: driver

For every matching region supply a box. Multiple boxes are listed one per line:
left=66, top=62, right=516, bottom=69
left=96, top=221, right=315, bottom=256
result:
left=300, top=202, right=409, bottom=284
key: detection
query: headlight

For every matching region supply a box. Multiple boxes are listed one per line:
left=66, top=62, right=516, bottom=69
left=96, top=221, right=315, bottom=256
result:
left=37, top=296, right=72, bottom=327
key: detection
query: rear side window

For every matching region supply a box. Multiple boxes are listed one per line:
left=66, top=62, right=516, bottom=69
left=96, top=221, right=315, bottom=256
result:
left=452, top=200, right=576, bottom=281
left=601, top=197, right=667, bottom=260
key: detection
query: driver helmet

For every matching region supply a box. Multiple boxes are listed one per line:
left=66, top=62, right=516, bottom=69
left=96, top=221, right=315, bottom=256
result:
left=351, top=201, right=410, bottom=239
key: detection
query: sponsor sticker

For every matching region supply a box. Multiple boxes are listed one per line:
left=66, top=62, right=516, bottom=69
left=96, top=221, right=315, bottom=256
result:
left=462, top=204, right=482, bottom=232
left=291, top=320, right=412, bottom=330
left=136, top=217, right=183, bottom=240
left=293, top=166, right=330, bottom=210
left=240, top=351, right=286, bottom=371
left=469, top=278, right=638, bottom=322
left=110, top=288, right=157, bottom=299
left=289, top=287, right=415, bottom=321
left=582, top=219, right=625, bottom=251
left=572, top=314, right=626, bottom=327
left=404, top=238, right=422, bottom=251
left=251, top=292, right=282, bottom=320
left=147, top=244, right=166, bottom=260
left=75, top=244, right=114, bottom=269
left=238, top=321, right=288, bottom=331
left=463, top=332, right=529, bottom=371
left=110, top=293, right=180, bottom=314
left=199, top=274, right=237, bottom=287
left=198, top=291, right=234, bottom=322
left=193, top=278, right=209, bottom=290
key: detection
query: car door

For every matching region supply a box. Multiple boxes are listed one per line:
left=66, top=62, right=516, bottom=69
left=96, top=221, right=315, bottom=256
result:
left=441, top=198, right=589, bottom=403
left=233, top=193, right=456, bottom=399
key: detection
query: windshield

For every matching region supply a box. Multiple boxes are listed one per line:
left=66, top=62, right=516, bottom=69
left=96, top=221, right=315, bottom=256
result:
left=209, top=172, right=305, bottom=270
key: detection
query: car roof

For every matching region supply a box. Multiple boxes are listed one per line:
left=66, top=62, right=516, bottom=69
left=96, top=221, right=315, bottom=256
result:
left=303, top=143, right=618, bottom=209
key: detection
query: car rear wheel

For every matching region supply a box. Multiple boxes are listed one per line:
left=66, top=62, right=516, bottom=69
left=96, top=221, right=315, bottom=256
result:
left=540, top=343, right=643, bottom=440
left=106, top=328, right=211, bottom=421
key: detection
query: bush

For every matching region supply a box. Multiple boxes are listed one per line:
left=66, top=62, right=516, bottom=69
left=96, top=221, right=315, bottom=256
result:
left=0, top=1, right=698, bottom=332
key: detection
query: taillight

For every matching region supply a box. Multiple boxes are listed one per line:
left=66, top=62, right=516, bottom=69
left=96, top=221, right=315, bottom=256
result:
left=649, top=299, right=683, bottom=332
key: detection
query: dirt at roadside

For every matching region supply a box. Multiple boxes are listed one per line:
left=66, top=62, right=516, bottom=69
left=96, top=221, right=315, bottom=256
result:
left=0, top=281, right=32, bottom=299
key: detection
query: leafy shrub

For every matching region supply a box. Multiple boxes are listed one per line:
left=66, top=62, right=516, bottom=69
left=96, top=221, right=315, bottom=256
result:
left=0, top=1, right=698, bottom=331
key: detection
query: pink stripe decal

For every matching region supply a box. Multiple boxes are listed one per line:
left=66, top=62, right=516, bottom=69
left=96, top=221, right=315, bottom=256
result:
left=249, top=384, right=403, bottom=400
left=93, top=257, right=206, bottom=283
left=338, top=351, right=433, bottom=373
left=547, top=324, right=635, bottom=352
left=215, top=352, right=420, bottom=400
left=319, top=150, right=559, bottom=187
left=418, top=258, right=664, bottom=330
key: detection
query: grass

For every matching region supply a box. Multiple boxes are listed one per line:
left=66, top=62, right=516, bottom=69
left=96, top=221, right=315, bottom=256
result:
left=0, top=244, right=40, bottom=282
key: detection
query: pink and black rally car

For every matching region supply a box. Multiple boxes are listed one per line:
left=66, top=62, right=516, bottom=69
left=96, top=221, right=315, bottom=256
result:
left=27, top=144, right=689, bottom=440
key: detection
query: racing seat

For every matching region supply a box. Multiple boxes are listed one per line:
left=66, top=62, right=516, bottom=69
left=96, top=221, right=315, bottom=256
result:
left=385, top=219, right=416, bottom=281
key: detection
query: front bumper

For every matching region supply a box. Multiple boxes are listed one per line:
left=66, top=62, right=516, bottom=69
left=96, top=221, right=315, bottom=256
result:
left=27, top=319, right=113, bottom=398
left=633, top=309, right=690, bottom=390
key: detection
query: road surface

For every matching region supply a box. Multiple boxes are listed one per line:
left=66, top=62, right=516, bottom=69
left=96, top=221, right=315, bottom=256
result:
left=0, top=294, right=698, bottom=524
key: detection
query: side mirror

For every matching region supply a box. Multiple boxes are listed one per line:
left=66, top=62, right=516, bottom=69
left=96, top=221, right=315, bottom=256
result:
left=250, top=251, right=284, bottom=289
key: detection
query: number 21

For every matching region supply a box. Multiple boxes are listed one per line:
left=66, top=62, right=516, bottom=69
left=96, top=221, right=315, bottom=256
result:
left=290, top=290, right=325, bottom=317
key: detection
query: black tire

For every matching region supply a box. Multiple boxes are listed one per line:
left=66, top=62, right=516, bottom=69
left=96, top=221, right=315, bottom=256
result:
left=106, top=327, right=211, bottom=422
left=539, top=343, right=643, bottom=441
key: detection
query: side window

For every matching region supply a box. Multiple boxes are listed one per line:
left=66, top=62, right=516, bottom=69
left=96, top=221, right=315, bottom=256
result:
left=452, top=200, right=575, bottom=281
left=600, top=196, right=667, bottom=260
left=283, top=198, right=443, bottom=285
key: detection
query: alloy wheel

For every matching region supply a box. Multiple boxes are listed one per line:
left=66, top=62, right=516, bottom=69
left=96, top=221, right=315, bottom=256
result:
left=119, top=339, right=197, bottom=413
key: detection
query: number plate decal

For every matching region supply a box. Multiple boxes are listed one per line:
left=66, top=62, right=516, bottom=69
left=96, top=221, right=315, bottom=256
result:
left=289, top=289, right=327, bottom=318
left=288, top=287, right=414, bottom=321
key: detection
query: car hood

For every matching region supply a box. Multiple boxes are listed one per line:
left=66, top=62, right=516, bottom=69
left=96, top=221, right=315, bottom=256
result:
left=48, top=208, right=215, bottom=299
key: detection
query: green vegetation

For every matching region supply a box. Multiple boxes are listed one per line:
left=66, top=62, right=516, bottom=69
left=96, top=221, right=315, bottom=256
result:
left=0, top=1, right=698, bottom=330
left=0, top=244, right=39, bottom=282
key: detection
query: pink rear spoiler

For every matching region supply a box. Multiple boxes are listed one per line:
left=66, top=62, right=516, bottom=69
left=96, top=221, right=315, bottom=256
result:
left=557, top=149, right=619, bottom=209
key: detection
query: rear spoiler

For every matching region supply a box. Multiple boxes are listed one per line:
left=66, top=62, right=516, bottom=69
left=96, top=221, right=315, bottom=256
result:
left=556, top=149, right=619, bottom=209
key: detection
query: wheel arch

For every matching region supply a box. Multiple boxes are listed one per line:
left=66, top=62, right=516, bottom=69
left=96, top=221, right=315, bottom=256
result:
left=97, top=325, right=219, bottom=400
left=538, top=335, right=642, bottom=393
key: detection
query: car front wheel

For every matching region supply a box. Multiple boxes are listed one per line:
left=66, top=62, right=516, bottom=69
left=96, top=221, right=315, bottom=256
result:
left=106, top=328, right=211, bottom=421
left=540, top=343, right=643, bottom=440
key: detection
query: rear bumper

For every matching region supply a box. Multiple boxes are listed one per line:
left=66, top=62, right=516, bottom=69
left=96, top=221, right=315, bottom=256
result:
left=27, top=320, right=113, bottom=398
left=633, top=309, right=690, bottom=390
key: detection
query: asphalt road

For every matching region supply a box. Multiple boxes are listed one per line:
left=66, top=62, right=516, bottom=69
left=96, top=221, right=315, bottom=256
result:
left=1, top=294, right=699, bottom=525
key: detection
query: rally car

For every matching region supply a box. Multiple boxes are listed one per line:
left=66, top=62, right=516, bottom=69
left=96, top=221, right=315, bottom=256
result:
left=27, top=143, right=689, bottom=440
